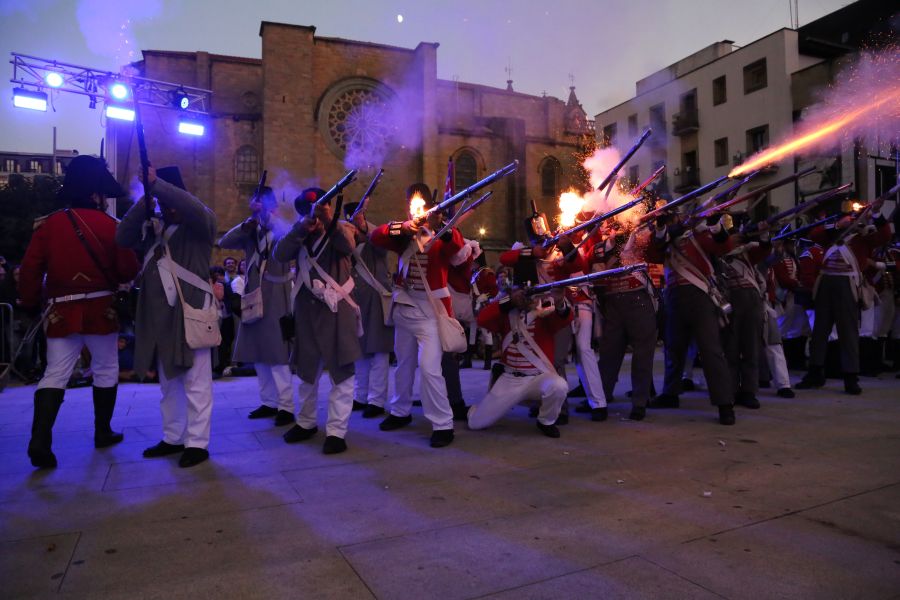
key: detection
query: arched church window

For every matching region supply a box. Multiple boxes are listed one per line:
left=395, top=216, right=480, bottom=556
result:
left=317, top=78, right=396, bottom=164
left=454, top=151, right=478, bottom=191
left=235, top=145, right=259, bottom=184
left=540, top=157, right=562, bottom=197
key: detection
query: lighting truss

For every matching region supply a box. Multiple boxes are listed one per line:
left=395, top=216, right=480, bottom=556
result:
left=9, top=52, right=212, bottom=115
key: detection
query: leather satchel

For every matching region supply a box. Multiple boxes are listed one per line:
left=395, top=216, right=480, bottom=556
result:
left=169, top=256, right=221, bottom=349
left=240, top=259, right=266, bottom=324
left=413, top=254, right=467, bottom=353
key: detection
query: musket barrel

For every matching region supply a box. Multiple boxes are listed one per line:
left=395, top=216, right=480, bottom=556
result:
left=428, top=160, right=518, bottom=215
left=639, top=175, right=730, bottom=223
left=526, top=263, right=648, bottom=295
left=545, top=196, right=645, bottom=247
left=316, top=169, right=359, bottom=207
left=772, top=213, right=840, bottom=241
left=350, top=168, right=384, bottom=221
left=596, top=129, right=652, bottom=192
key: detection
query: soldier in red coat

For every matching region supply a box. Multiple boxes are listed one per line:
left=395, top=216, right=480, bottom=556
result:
left=18, top=155, right=140, bottom=468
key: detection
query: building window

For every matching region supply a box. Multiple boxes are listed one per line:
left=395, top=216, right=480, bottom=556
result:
left=454, top=151, right=478, bottom=191
left=627, top=114, right=638, bottom=137
left=540, top=156, right=562, bottom=197
left=649, top=104, right=666, bottom=136
left=29, top=160, right=42, bottom=173
left=712, top=76, right=726, bottom=105
left=743, top=59, right=767, bottom=94
left=3, top=159, right=14, bottom=173
left=601, top=123, right=617, bottom=148
left=714, top=138, right=729, bottom=167
left=234, top=146, right=259, bottom=184
left=628, top=165, right=640, bottom=188
left=746, top=125, right=769, bottom=154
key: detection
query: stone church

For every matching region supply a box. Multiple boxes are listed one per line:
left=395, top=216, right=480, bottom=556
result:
left=111, top=21, right=592, bottom=248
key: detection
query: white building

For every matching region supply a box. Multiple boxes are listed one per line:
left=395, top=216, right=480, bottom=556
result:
left=595, top=0, right=898, bottom=216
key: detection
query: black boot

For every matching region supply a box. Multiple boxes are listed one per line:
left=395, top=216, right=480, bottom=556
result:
left=783, top=337, right=807, bottom=371
left=482, top=345, right=493, bottom=370
left=843, top=374, right=862, bottom=395
left=796, top=365, right=825, bottom=389
left=28, top=388, right=65, bottom=468
left=93, top=386, right=124, bottom=448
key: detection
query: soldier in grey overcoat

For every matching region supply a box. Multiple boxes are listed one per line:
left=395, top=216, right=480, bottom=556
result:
left=344, top=202, right=394, bottom=419
left=218, top=186, right=294, bottom=426
left=273, top=189, right=361, bottom=455
left=116, top=166, right=217, bottom=468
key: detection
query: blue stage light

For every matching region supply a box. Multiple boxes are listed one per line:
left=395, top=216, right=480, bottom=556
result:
left=105, top=105, right=135, bottom=121
left=45, top=72, right=64, bottom=88
left=110, top=83, right=129, bottom=100
left=178, top=119, right=205, bottom=136
left=13, top=88, right=48, bottom=111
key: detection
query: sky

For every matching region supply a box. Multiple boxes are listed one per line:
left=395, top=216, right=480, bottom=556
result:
left=0, top=0, right=854, bottom=155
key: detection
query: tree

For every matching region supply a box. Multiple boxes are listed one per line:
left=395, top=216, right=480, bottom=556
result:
left=0, top=175, right=62, bottom=263
left=570, top=131, right=598, bottom=195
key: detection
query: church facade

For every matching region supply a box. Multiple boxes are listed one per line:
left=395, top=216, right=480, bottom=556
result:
left=110, top=22, right=591, bottom=247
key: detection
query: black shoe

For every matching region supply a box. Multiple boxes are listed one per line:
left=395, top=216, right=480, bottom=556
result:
left=843, top=375, right=862, bottom=395
left=567, top=383, right=586, bottom=398
left=628, top=406, right=646, bottom=421
left=451, top=404, right=469, bottom=422
left=379, top=414, right=412, bottom=431
left=28, top=388, right=64, bottom=469
left=735, top=392, right=760, bottom=409
left=796, top=367, right=825, bottom=389
left=143, top=441, right=185, bottom=458
left=362, top=404, right=385, bottom=418
left=283, top=424, right=318, bottom=443
left=718, top=405, right=736, bottom=426
left=274, top=410, right=294, bottom=426
left=573, top=399, right=591, bottom=414
left=178, top=447, right=209, bottom=468
left=323, top=436, right=347, bottom=454
left=528, top=405, right=539, bottom=418
left=591, top=407, right=608, bottom=422
left=776, top=387, right=795, bottom=398
left=536, top=422, right=561, bottom=438
left=681, top=378, right=695, bottom=392
left=92, top=386, right=124, bottom=448
left=554, top=411, right=569, bottom=426
left=352, top=400, right=367, bottom=411
left=651, top=393, right=680, bottom=409
left=248, top=405, right=279, bottom=419
left=430, top=429, right=454, bottom=448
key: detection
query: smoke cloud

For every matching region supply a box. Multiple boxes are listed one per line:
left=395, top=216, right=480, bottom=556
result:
left=76, top=0, right=163, bottom=64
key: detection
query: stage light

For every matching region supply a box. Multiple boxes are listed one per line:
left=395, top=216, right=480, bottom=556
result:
left=110, top=82, right=129, bottom=100
left=45, top=72, right=64, bottom=88
left=13, top=88, right=48, bottom=111
left=171, top=88, right=190, bottom=110
left=105, top=104, right=135, bottom=121
left=178, top=119, right=205, bottom=136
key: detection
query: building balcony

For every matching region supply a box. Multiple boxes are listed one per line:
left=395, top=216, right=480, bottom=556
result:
left=674, top=169, right=701, bottom=193
left=672, top=109, right=699, bottom=136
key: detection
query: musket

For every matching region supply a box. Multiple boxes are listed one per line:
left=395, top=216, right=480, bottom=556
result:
left=639, top=175, right=730, bottom=224
left=595, top=129, right=652, bottom=193
left=425, top=191, right=493, bottom=251
left=742, top=182, right=852, bottom=234
left=833, top=181, right=900, bottom=245
left=525, top=263, right=648, bottom=295
left=131, top=86, right=151, bottom=222
left=349, top=168, right=384, bottom=222
left=419, top=160, right=517, bottom=223
left=687, top=169, right=764, bottom=219
left=632, top=164, right=666, bottom=197
left=772, top=213, right=840, bottom=242
left=314, top=169, right=358, bottom=208
left=694, top=166, right=817, bottom=218
left=253, top=169, right=268, bottom=201
left=543, top=195, right=645, bottom=249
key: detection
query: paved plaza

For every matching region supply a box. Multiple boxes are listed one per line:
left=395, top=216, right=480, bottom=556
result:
left=1, top=357, right=899, bottom=599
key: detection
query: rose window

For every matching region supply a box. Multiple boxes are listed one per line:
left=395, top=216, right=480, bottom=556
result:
left=318, top=79, right=395, bottom=160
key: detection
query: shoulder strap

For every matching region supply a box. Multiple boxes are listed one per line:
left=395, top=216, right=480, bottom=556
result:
left=353, top=244, right=391, bottom=296
left=511, top=310, right=555, bottom=375
left=413, top=252, right=448, bottom=317
left=64, top=209, right=116, bottom=289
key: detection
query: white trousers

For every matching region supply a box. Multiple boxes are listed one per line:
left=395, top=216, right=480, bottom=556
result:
left=38, top=332, right=119, bottom=390
left=389, top=303, right=453, bottom=430
left=256, top=363, right=294, bottom=411
left=354, top=352, right=389, bottom=406
left=874, top=291, right=895, bottom=338
left=468, top=372, right=568, bottom=428
left=295, top=362, right=354, bottom=438
left=860, top=306, right=876, bottom=339
left=778, top=303, right=811, bottom=339
left=158, top=349, right=213, bottom=449
left=764, top=344, right=791, bottom=390
left=573, top=303, right=605, bottom=408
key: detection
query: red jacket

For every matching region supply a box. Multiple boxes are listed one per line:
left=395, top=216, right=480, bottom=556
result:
left=810, top=215, right=892, bottom=276
left=798, top=244, right=824, bottom=290
left=650, top=223, right=733, bottom=288
left=773, top=255, right=801, bottom=292
left=19, top=208, right=140, bottom=337
left=448, top=256, right=474, bottom=294
left=477, top=298, right=572, bottom=373
left=370, top=222, right=464, bottom=314
left=500, top=246, right=590, bottom=302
